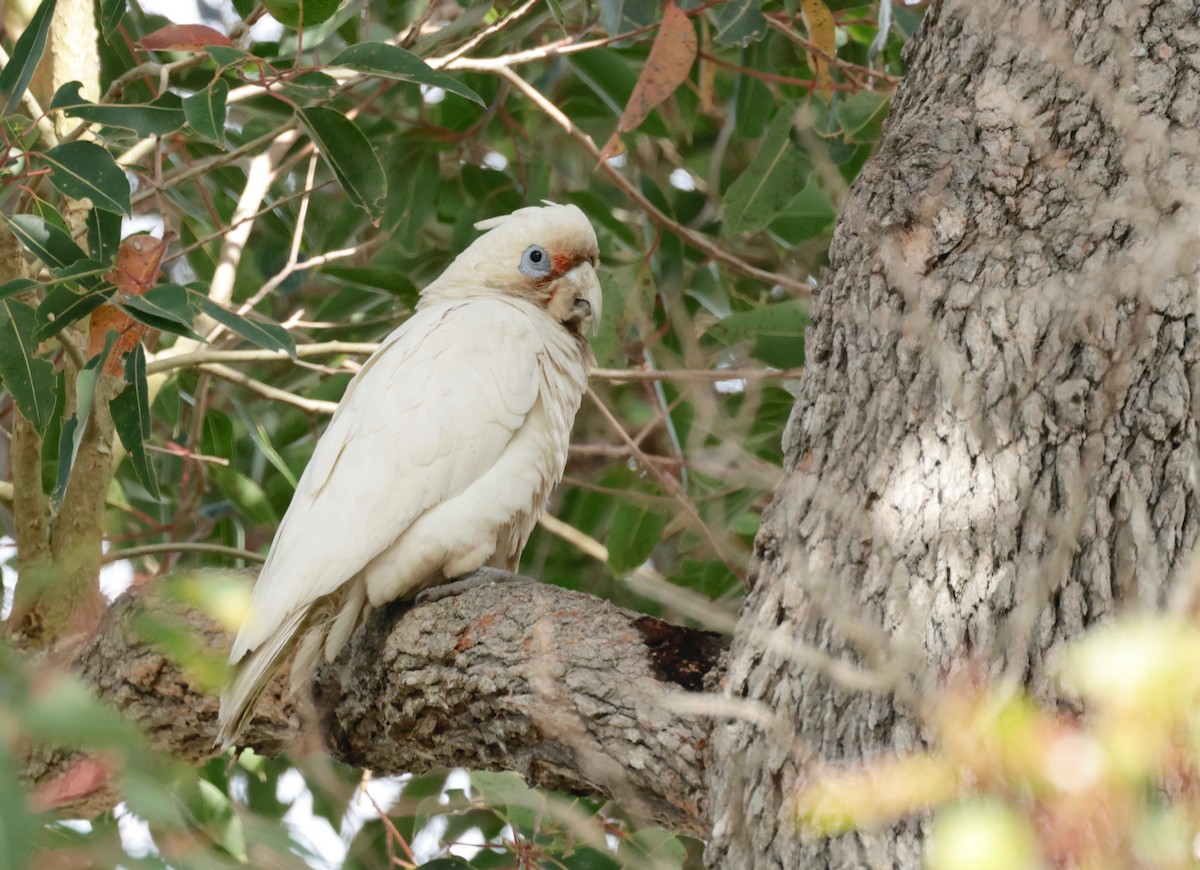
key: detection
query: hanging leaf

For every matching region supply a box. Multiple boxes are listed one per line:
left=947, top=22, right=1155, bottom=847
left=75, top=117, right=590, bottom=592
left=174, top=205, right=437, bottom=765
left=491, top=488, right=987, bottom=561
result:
left=0, top=279, right=37, bottom=301
left=0, top=0, right=57, bottom=117
left=597, top=0, right=657, bottom=38
left=769, top=179, right=837, bottom=246
left=723, top=104, right=813, bottom=237
left=599, top=1, right=697, bottom=162
left=206, top=45, right=254, bottom=70
left=86, top=207, right=122, bottom=264
left=138, top=24, right=233, bottom=52
left=800, top=0, right=836, bottom=100
left=837, top=90, right=890, bottom=143
left=5, top=213, right=87, bottom=270
left=117, top=283, right=202, bottom=339
left=183, top=79, right=229, bottom=143
left=707, top=301, right=809, bottom=368
left=98, top=0, right=125, bottom=39
left=298, top=107, right=387, bottom=221
left=329, top=43, right=483, bottom=106
left=111, top=344, right=160, bottom=497
left=261, top=0, right=342, bottom=29
left=52, top=334, right=115, bottom=508
left=607, top=497, right=669, bottom=574
left=34, top=284, right=115, bottom=341
left=51, top=83, right=187, bottom=137
left=0, top=299, right=56, bottom=432
left=41, top=142, right=132, bottom=215
left=187, top=289, right=297, bottom=358
left=710, top=0, right=768, bottom=47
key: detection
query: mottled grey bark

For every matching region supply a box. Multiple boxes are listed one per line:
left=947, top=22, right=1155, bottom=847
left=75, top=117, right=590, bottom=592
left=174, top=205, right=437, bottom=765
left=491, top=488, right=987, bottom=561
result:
left=707, top=1, right=1200, bottom=867
left=36, top=575, right=723, bottom=836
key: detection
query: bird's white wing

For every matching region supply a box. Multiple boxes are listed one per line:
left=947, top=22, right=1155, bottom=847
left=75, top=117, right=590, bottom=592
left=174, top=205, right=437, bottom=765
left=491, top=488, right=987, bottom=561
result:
left=230, top=298, right=541, bottom=661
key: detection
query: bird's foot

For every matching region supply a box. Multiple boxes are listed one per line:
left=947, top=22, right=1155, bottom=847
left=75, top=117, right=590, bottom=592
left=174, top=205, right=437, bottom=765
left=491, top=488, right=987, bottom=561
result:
left=414, top=567, right=533, bottom=604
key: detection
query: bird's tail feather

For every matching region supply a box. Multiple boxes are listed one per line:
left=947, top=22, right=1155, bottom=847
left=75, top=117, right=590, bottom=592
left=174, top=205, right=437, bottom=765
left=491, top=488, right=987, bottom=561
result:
left=291, top=578, right=368, bottom=694
left=217, top=582, right=369, bottom=749
left=216, top=608, right=306, bottom=749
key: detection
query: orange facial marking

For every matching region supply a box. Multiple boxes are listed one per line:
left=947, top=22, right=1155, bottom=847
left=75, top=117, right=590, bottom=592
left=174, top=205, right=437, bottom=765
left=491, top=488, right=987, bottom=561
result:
left=550, top=251, right=574, bottom=277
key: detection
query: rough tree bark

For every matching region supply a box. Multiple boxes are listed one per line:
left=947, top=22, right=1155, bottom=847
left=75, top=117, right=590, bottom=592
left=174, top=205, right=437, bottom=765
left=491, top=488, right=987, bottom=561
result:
left=31, top=576, right=722, bottom=837
left=707, top=1, right=1200, bottom=866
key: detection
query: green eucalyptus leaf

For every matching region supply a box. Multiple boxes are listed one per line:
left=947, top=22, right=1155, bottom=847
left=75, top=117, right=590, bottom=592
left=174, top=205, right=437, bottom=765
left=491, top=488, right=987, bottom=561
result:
left=51, top=82, right=186, bottom=137
left=86, top=207, right=122, bottom=264
left=707, top=301, right=809, bottom=368
left=0, top=299, right=55, bottom=432
left=837, top=90, right=890, bottom=144
left=118, top=283, right=202, bottom=339
left=5, top=213, right=87, bottom=270
left=187, top=289, right=296, bottom=357
left=112, top=343, right=160, bottom=497
left=51, top=334, right=114, bottom=507
left=297, top=106, right=387, bottom=221
left=329, top=43, right=483, bottom=105
left=261, top=0, right=342, bottom=28
left=709, top=0, right=768, bottom=47
left=608, top=498, right=668, bottom=574
left=0, top=279, right=36, bottom=301
left=723, top=103, right=813, bottom=236
left=183, top=79, right=229, bottom=143
left=34, top=284, right=114, bottom=340
left=0, top=0, right=57, bottom=117
left=98, top=0, right=125, bottom=38
left=41, top=141, right=131, bottom=214
left=597, top=0, right=656, bottom=38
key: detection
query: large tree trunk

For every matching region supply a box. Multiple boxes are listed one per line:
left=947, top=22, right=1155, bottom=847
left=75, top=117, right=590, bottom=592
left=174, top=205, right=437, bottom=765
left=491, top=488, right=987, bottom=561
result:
left=707, top=1, right=1200, bottom=866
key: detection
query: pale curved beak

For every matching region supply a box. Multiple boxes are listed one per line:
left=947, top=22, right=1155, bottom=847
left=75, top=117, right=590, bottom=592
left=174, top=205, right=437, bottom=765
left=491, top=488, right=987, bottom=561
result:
left=561, top=261, right=602, bottom=336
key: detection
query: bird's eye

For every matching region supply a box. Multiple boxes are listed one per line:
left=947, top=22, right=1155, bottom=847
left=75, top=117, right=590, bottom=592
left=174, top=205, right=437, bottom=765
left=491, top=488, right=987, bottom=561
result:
left=519, top=244, right=551, bottom=278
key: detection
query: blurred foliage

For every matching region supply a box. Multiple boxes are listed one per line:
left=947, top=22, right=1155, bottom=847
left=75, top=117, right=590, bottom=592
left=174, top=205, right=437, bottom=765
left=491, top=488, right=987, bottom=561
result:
left=796, top=617, right=1200, bottom=870
left=0, top=0, right=919, bottom=865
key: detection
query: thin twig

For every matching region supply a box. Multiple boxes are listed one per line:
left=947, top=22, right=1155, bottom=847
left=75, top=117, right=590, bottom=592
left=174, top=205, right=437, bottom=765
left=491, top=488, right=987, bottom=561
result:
left=145, top=341, right=379, bottom=376
left=537, top=513, right=740, bottom=633
left=199, top=363, right=339, bottom=414
left=236, top=153, right=321, bottom=314
left=592, top=366, right=803, bottom=382
left=496, top=67, right=811, bottom=299
left=361, top=787, right=417, bottom=868
left=101, top=541, right=266, bottom=564
left=586, top=387, right=741, bottom=571
left=437, top=0, right=543, bottom=67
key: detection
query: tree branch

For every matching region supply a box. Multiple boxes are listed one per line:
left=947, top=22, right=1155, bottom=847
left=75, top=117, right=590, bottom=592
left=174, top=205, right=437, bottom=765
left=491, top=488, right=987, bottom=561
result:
left=46, top=575, right=724, bottom=837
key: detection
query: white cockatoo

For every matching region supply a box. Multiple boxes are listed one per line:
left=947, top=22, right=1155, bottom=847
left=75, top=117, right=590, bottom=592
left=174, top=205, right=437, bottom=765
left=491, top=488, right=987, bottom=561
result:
left=217, top=203, right=601, bottom=746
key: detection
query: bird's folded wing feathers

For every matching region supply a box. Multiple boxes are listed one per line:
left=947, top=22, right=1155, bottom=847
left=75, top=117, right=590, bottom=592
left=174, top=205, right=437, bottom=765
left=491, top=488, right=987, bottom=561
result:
left=229, top=299, right=542, bottom=661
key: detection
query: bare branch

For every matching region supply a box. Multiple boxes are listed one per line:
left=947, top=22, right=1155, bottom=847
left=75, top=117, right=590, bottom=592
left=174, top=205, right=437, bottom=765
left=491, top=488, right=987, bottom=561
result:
left=198, top=363, right=339, bottom=414
left=145, top=341, right=380, bottom=376
left=47, top=576, right=724, bottom=837
left=100, top=542, right=266, bottom=565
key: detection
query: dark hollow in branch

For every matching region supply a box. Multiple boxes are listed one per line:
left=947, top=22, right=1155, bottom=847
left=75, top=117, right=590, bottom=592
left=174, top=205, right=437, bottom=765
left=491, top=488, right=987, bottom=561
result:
left=50, top=575, right=725, bottom=836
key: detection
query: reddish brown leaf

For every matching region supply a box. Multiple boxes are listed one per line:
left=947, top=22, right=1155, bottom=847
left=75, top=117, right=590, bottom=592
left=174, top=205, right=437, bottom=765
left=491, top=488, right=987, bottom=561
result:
left=138, top=24, right=232, bottom=52
left=599, top=1, right=697, bottom=162
left=90, top=234, right=170, bottom=375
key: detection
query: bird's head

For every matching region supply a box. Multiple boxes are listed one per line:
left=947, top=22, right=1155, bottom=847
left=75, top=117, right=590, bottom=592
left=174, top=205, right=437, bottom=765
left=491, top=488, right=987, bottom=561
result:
left=423, top=203, right=602, bottom=337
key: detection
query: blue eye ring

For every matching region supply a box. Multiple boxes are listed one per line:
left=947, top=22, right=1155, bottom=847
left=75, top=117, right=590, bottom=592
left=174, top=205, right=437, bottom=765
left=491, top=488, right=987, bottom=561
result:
left=519, top=244, right=552, bottom=279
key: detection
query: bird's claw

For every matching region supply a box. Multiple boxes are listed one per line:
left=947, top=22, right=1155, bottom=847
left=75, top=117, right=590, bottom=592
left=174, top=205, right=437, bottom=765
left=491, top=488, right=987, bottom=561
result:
left=414, top=567, right=533, bottom=604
